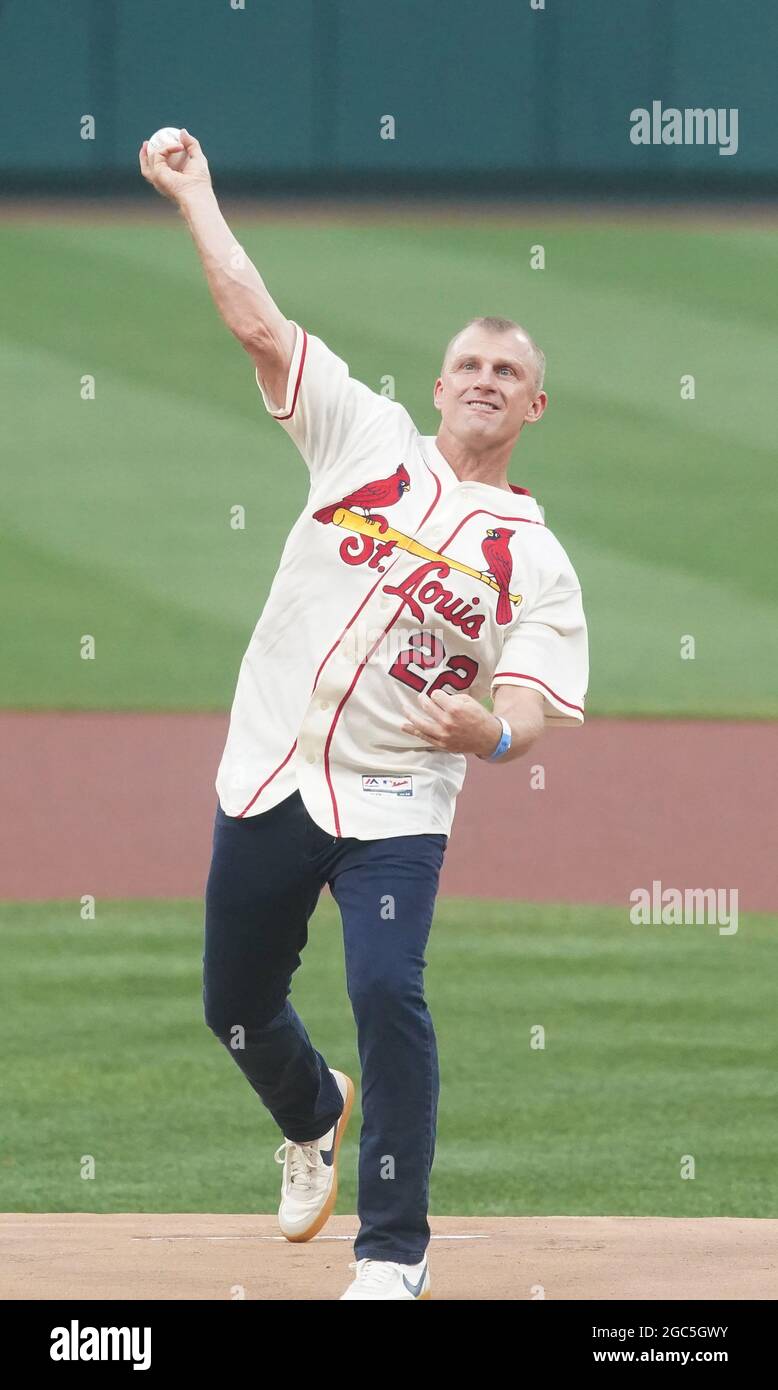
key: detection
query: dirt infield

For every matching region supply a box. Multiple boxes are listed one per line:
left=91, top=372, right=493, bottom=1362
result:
left=0, top=712, right=774, bottom=909
left=2, top=1212, right=775, bottom=1301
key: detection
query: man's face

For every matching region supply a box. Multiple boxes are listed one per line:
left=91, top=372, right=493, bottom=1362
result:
left=433, top=326, right=547, bottom=448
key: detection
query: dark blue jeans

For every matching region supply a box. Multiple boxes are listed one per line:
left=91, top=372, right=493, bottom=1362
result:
left=203, top=789, right=447, bottom=1264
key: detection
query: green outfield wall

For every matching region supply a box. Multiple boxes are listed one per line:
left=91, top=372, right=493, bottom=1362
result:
left=0, top=0, right=774, bottom=193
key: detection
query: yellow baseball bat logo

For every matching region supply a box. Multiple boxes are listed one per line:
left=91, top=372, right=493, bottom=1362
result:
left=331, top=507, right=522, bottom=608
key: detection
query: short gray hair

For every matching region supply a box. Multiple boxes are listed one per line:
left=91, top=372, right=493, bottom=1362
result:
left=443, top=316, right=546, bottom=393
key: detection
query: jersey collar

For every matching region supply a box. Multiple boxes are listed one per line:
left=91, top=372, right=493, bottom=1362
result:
left=421, top=437, right=541, bottom=516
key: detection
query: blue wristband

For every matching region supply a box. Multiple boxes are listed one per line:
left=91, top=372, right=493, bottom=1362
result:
left=479, top=715, right=512, bottom=762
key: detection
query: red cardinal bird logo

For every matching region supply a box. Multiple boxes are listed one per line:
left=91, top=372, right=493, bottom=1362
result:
left=481, top=528, right=516, bottom=625
left=313, top=463, right=410, bottom=531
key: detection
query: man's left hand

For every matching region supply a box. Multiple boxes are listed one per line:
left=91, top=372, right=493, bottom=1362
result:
left=401, top=690, right=502, bottom=757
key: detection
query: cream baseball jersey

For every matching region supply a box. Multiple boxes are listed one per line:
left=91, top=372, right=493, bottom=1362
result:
left=215, top=323, right=589, bottom=838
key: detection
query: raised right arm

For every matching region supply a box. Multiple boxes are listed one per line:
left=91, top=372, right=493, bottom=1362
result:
left=139, top=127, right=295, bottom=408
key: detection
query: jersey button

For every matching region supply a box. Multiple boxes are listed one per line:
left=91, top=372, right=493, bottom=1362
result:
left=306, top=754, right=317, bottom=764
left=319, top=700, right=330, bottom=711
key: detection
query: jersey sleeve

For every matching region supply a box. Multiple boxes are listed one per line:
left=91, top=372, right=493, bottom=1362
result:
left=490, top=569, right=589, bottom=726
left=254, top=321, right=394, bottom=481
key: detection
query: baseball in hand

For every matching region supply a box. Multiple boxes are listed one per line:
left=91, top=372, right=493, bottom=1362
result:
left=147, top=127, right=186, bottom=171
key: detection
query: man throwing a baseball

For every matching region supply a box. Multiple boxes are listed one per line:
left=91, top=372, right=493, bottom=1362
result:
left=140, top=129, right=589, bottom=1301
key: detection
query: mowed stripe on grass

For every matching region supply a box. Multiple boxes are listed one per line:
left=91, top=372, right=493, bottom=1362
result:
left=1, top=219, right=776, bottom=714
left=1, top=899, right=775, bottom=1216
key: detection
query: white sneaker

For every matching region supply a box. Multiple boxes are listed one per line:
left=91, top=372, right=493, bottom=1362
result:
left=339, top=1257, right=431, bottom=1300
left=274, top=1069, right=355, bottom=1242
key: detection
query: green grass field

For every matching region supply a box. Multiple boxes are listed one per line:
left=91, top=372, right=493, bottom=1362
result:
left=2, top=898, right=775, bottom=1217
left=2, top=216, right=777, bottom=716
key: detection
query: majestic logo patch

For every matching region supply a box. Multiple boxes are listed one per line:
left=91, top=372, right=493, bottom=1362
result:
left=361, top=775, right=414, bottom=797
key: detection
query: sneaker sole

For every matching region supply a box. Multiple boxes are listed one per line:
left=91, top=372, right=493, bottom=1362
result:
left=341, top=1286, right=433, bottom=1301
left=282, top=1072, right=355, bottom=1244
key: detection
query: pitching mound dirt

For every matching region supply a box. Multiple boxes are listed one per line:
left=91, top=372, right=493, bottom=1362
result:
left=2, top=1214, right=775, bottom=1301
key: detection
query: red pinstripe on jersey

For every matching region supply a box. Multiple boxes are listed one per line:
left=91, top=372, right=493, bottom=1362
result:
left=437, top=506, right=544, bottom=554
left=237, top=454, right=445, bottom=821
left=235, top=740, right=298, bottom=817
left=275, top=329, right=308, bottom=420
left=492, top=671, right=584, bottom=715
